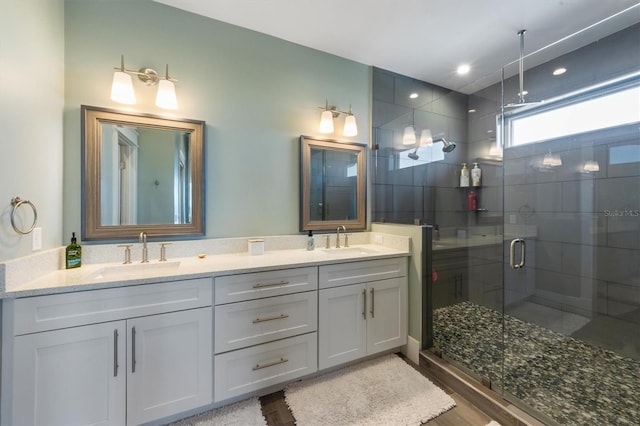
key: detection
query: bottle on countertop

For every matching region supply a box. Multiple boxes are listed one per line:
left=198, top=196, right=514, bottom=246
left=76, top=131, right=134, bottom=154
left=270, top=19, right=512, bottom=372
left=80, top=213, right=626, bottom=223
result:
left=307, top=230, right=315, bottom=251
left=460, top=163, right=469, bottom=187
left=65, top=232, right=82, bottom=269
left=471, top=162, right=482, bottom=187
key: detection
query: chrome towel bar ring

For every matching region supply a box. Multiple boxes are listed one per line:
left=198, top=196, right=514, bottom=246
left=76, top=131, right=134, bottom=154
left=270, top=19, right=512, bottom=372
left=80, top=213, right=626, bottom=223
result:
left=10, top=196, right=38, bottom=235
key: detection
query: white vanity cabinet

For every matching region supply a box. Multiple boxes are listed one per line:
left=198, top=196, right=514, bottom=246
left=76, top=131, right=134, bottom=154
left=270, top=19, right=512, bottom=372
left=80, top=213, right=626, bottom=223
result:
left=213, top=267, right=318, bottom=402
left=2, top=278, right=213, bottom=426
left=318, top=257, right=408, bottom=370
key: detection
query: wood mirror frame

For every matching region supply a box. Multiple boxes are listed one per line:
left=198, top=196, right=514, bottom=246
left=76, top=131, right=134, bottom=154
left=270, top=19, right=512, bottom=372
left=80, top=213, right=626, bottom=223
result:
left=300, top=136, right=366, bottom=232
left=82, top=105, right=205, bottom=240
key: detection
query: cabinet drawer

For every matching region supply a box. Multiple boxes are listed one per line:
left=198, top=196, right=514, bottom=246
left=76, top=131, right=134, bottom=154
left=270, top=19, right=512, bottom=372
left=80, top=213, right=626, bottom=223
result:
left=12, top=278, right=212, bottom=335
left=319, top=257, right=407, bottom=289
left=215, top=291, right=317, bottom=353
left=215, top=267, right=317, bottom=304
left=214, top=332, right=317, bottom=402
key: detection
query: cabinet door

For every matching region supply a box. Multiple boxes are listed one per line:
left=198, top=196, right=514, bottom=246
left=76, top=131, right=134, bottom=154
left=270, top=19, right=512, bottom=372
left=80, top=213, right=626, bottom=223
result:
left=318, top=283, right=367, bottom=370
left=126, top=308, right=212, bottom=425
left=13, top=322, right=126, bottom=426
left=366, top=277, right=407, bottom=355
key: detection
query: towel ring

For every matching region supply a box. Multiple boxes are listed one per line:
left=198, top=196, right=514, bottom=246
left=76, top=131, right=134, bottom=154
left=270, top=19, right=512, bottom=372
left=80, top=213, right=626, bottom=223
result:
left=10, top=197, right=38, bottom=235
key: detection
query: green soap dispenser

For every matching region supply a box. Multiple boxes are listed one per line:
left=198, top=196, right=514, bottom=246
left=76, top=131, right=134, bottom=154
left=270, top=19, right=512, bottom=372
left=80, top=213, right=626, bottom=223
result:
left=66, top=232, right=82, bottom=269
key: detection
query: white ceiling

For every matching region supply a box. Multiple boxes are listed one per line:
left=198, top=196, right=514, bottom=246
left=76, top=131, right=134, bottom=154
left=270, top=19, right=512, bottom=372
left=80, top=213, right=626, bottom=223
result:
left=154, top=0, right=640, bottom=93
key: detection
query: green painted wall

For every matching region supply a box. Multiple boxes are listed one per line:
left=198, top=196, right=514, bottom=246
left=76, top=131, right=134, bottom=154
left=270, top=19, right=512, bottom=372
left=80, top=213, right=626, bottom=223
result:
left=63, top=0, right=370, bottom=242
left=0, top=0, right=65, bottom=262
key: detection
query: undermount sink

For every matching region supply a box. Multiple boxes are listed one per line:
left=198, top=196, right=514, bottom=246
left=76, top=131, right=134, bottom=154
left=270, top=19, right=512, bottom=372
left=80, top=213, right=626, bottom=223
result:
left=322, top=247, right=380, bottom=256
left=89, top=261, right=181, bottom=280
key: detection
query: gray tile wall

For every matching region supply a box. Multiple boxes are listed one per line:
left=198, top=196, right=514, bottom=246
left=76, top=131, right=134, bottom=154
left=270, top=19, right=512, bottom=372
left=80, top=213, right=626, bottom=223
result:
left=373, top=24, right=639, bottom=328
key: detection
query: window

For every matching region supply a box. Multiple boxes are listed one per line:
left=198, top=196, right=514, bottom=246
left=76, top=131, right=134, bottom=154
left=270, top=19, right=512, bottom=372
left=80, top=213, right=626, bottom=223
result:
left=505, top=75, right=640, bottom=147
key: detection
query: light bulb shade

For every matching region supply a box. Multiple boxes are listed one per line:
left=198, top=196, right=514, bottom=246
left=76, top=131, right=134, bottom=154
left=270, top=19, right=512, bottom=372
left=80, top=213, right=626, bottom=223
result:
left=343, top=114, right=358, bottom=137
left=419, top=129, right=433, bottom=146
left=320, top=110, right=334, bottom=133
left=402, top=126, right=416, bottom=145
left=584, top=160, right=600, bottom=172
left=111, top=71, right=136, bottom=105
left=543, top=153, right=562, bottom=167
left=156, top=79, right=177, bottom=110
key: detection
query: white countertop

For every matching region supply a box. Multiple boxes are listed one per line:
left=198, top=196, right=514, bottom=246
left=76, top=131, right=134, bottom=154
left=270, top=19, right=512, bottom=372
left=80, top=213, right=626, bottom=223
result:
left=1, top=240, right=409, bottom=298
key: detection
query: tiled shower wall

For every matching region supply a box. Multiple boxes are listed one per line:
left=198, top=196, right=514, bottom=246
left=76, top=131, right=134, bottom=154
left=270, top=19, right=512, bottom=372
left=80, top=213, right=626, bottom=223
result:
left=372, top=68, right=470, bottom=228
left=469, top=23, right=640, bottom=318
left=373, top=23, right=639, bottom=324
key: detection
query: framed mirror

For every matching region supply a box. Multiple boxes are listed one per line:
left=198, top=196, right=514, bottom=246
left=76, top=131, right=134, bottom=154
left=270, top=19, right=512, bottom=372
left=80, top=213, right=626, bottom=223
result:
left=300, top=136, right=366, bottom=231
left=82, top=106, right=205, bottom=240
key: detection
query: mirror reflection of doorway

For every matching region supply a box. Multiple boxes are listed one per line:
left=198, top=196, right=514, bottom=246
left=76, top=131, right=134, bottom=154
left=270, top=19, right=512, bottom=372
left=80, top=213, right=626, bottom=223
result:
left=115, top=126, right=138, bottom=225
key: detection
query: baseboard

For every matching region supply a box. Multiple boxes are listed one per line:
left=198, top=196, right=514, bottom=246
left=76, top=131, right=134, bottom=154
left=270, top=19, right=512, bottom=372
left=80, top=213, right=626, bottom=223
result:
left=402, top=335, right=420, bottom=365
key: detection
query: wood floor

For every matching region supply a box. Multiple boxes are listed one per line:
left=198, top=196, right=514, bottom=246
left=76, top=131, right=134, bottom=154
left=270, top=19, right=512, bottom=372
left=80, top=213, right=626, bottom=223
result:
left=259, top=354, right=493, bottom=426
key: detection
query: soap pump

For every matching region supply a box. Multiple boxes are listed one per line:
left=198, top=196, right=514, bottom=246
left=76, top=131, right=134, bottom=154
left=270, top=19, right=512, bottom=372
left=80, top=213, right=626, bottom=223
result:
left=307, top=230, right=315, bottom=251
left=460, top=163, right=469, bottom=187
left=65, top=232, right=82, bottom=269
left=471, top=162, right=482, bottom=187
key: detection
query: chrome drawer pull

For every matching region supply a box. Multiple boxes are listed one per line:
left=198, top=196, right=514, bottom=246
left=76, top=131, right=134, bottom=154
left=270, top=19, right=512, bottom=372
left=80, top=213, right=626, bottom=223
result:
left=252, top=357, right=289, bottom=371
left=362, top=289, right=367, bottom=319
left=252, top=280, right=290, bottom=289
left=113, top=329, right=119, bottom=377
left=370, top=288, right=375, bottom=318
left=253, top=314, right=290, bottom=323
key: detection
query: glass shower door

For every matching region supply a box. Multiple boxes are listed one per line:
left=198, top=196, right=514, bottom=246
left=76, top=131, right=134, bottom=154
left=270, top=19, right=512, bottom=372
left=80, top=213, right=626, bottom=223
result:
left=500, top=68, right=640, bottom=424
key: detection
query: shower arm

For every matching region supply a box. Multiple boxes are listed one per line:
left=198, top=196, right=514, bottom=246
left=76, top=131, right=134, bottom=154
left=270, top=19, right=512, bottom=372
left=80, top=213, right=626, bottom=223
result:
left=518, top=29, right=526, bottom=104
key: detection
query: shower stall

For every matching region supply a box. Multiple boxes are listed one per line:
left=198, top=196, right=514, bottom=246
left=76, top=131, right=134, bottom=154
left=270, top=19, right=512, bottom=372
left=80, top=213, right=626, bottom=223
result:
left=372, top=12, right=639, bottom=426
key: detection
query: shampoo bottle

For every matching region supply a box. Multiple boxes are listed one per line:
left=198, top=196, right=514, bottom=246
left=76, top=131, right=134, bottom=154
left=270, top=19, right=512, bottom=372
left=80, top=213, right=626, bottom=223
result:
left=460, top=163, right=469, bottom=187
left=467, top=190, right=477, bottom=211
left=471, top=162, right=482, bottom=187
left=307, top=230, right=315, bottom=251
left=65, top=232, right=82, bottom=269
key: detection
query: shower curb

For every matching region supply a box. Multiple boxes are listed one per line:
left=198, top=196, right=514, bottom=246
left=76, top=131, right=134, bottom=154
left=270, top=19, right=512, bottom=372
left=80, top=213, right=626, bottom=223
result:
left=419, top=351, right=546, bottom=426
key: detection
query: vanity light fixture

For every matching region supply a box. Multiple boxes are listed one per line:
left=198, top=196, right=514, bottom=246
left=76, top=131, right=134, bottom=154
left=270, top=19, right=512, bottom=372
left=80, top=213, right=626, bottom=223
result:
left=402, top=109, right=416, bottom=145
left=542, top=151, right=562, bottom=167
left=583, top=160, right=600, bottom=172
left=318, top=99, right=358, bottom=136
left=111, top=55, right=178, bottom=110
left=419, top=128, right=433, bottom=146
left=402, top=126, right=416, bottom=145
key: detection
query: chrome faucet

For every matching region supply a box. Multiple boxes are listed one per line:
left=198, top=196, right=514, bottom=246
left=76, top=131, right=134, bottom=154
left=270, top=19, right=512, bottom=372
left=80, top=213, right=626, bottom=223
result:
left=139, top=232, right=149, bottom=263
left=336, top=225, right=347, bottom=248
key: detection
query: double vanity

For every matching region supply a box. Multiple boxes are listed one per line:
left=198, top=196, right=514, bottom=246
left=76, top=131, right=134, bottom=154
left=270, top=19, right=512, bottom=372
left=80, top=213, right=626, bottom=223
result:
left=0, top=233, right=409, bottom=425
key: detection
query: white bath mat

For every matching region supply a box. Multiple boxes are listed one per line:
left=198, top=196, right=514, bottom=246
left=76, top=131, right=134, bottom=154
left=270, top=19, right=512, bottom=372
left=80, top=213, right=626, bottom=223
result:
left=285, top=354, right=456, bottom=426
left=170, top=397, right=266, bottom=426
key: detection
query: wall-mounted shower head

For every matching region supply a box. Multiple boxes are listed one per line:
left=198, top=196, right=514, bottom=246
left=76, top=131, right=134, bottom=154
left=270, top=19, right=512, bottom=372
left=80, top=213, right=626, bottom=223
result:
left=434, top=137, right=456, bottom=153
left=408, top=147, right=419, bottom=160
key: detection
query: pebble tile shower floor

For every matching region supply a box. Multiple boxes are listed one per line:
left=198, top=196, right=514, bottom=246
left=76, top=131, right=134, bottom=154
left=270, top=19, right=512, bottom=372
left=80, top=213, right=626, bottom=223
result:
left=433, top=302, right=640, bottom=426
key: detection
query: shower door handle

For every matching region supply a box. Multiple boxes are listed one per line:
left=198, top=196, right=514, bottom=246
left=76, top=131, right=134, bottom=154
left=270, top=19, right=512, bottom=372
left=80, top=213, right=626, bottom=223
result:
left=509, top=238, right=526, bottom=269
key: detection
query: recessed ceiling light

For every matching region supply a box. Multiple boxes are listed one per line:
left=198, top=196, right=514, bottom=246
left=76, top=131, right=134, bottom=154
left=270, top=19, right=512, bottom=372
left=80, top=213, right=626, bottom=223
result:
left=457, top=64, right=471, bottom=75
left=409, top=93, right=419, bottom=99
left=468, top=109, right=476, bottom=113
left=553, top=67, right=567, bottom=76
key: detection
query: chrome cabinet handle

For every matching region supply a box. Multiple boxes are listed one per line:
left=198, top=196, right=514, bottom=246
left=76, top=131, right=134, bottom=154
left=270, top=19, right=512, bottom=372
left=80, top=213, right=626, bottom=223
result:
left=252, top=357, right=288, bottom=371
left=113, top=329, right=119, bottom=377
left=370, top=288, right=375, bottom=318
left=509, top=238, right=526, bottom=269
left=252, top=314, right=289, bottom=323
left=362, top=288, right=367, bottom=319
left=252, top=280, right=289, bottom=289
left=131, top=327, right=136, bottom=373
